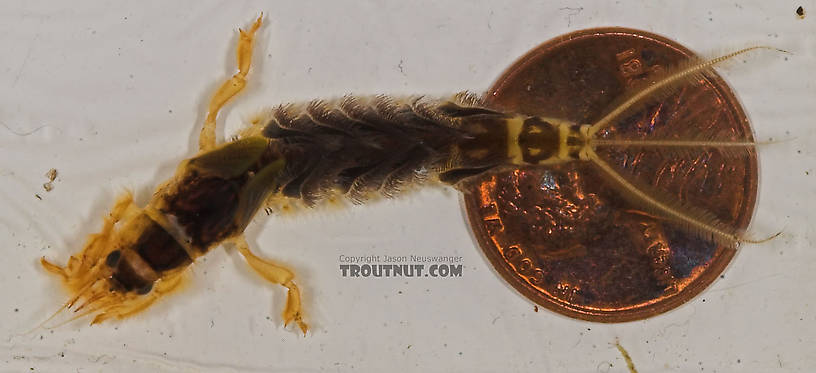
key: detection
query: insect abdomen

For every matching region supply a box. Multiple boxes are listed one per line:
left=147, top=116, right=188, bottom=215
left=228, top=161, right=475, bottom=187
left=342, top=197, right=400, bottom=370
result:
left=262, top=95, right=517, bottom=203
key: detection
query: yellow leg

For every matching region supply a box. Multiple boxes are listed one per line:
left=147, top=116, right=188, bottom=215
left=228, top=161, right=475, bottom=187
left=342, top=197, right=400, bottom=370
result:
left=41, top=192, right=136, bottom=281
left=199, top=14, right=263, bottom=151
left=232, top=235, right=308, bottom=334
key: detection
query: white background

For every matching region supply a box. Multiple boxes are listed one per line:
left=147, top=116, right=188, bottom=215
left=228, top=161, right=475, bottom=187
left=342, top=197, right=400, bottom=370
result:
left=0, top=1, right=814, bottom=372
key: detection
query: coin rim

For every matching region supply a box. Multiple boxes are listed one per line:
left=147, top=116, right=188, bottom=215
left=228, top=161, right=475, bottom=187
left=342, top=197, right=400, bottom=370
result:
left=466, top=27, right=758, bottom=323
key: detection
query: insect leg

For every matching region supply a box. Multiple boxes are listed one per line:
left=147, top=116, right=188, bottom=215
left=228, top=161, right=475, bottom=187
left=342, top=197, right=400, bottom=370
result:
left=199, top=14, right=263, bottom=151
left=89, top=269, right=186, bottom=325
left=41, top=192, right=138, bottom=280
left=232, top=235, right=308, bottom=334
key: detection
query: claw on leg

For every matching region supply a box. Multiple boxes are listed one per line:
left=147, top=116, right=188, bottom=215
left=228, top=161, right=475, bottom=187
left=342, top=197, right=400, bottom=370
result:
left=90, top=270, right=186, bottom=325
left=232, top=235, right=308, bottom=334
left=199, top=14, right=264, bottom=151
left=40, top=257, right=67, bottom=279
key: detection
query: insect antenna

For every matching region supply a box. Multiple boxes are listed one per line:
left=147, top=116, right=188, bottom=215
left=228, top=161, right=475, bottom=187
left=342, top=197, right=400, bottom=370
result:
left=16, top=301, right=72, bottom=337
left=43, top=302, right=115, bottom=330
left=18, top=275, right=106, bottom=335
left=584, top=147, right=749, bottom=248
left=47, top=286, right=125, bottom=329
left=71, top=289, right=108, bottom=314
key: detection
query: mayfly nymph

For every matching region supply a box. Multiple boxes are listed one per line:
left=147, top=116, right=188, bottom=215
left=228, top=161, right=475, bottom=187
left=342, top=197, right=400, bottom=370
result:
left=39, top=15, right=780, bottom=332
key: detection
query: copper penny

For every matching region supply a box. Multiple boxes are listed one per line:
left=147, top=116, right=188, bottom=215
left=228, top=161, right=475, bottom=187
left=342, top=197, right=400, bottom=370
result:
left=465, top=28, right=757, bottom=322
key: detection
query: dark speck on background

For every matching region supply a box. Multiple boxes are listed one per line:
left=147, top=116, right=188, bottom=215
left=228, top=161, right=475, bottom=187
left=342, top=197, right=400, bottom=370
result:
left=796, top=6, right=805, bottom=18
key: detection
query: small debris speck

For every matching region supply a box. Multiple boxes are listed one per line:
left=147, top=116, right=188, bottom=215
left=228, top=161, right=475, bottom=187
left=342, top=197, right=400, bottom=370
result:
left=796, top=6, right=805, bottom=19
left=615, top=340, right=638, bottom=373
left=43, top=168, right=58, bottom=192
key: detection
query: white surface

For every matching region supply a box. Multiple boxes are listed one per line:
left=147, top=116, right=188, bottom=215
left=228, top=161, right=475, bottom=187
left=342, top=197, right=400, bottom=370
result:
left=0, top=1, right=814, bottom=372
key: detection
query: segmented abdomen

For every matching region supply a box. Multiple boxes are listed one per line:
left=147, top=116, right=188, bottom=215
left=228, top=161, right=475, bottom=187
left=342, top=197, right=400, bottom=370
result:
left=262, top=94, right=511, bottom=205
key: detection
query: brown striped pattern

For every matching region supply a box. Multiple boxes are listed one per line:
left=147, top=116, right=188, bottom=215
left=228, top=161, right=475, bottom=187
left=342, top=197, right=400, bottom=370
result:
left=263, top=95, right=512, bottom=204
